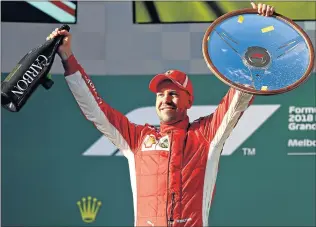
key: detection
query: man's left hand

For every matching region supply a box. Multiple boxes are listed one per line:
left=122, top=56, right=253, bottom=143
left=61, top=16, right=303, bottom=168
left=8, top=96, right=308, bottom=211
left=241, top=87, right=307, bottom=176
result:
left=251, top=2, right=275, bottom=17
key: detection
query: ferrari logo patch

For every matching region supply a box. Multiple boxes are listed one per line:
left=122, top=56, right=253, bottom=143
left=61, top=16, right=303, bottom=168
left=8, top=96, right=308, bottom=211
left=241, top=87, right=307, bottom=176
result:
left=142, top=135, right=170, bottom=151
left=144, top=135, right=157, bottom=148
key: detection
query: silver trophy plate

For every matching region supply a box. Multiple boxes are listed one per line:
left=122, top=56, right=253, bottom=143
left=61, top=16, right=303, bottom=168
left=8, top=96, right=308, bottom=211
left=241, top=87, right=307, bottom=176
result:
left=202, top=8, right=315, bottom=95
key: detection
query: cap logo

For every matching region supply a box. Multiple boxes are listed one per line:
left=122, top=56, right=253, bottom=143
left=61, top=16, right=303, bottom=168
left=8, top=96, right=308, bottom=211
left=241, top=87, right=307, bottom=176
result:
left=165, top=70, right=173, bottom=75
left=164, top=70, right=188, bottom=88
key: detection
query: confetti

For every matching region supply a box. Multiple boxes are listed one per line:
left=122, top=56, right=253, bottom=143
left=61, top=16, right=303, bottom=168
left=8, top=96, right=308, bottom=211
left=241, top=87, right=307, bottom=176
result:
left=261, top=26, right=274, bottom=33
left=238, top=15, right=244, bottom=23
left=261, top=86, right=268, bottom=91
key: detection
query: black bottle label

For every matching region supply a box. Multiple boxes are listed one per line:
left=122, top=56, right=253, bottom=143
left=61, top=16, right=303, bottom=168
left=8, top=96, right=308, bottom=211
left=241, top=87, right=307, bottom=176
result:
left=9, top=54, right=50, bottom=100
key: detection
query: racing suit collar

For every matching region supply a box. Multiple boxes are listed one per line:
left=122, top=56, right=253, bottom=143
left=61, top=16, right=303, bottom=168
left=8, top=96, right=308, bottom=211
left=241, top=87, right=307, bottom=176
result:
left=160, top=116, right=190, bottom=133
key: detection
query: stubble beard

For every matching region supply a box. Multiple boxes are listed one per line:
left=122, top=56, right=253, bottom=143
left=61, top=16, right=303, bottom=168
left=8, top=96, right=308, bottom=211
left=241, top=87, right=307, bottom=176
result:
left=159, top=112, right=177, bottom=124
left=157, top=109, right=186, bottom=124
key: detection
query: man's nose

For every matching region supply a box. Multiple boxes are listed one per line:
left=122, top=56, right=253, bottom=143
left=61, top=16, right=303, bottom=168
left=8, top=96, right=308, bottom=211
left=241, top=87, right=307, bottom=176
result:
left=162, top=94, right=172, bottom=103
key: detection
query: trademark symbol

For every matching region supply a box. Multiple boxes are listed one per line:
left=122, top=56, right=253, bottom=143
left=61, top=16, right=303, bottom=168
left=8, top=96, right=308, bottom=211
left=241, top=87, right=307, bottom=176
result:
left=242, top=148, right=256, bottom=156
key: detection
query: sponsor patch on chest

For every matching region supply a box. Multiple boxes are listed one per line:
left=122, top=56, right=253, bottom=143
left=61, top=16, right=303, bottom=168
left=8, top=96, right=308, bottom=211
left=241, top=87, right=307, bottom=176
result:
left=141, top=134, right=170, bottom=151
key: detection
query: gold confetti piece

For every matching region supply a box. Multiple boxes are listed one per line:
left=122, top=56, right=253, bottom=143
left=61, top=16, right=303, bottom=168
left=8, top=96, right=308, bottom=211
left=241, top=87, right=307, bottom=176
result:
left=261, top=86, right=268, bottom=91
left=261, top=26, right=274, bottom=33
left=207, top=36, right=210, bottom=41
left=238, top=15, right=244, bottom=23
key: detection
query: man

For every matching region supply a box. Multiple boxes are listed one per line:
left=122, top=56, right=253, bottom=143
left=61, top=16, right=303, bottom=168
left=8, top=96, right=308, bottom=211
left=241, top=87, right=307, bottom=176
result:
left=49, top=2, right=274, bottom=226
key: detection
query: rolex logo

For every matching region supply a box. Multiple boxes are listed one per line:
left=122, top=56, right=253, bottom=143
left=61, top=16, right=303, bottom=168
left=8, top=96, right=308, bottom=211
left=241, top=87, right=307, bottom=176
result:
left=77, top=196, right=102, bottom=223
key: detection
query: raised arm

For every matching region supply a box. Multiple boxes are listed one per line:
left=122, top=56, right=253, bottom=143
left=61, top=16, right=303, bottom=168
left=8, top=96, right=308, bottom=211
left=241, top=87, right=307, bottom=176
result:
left=48, top=28, right=144, bottom=157
left=63, top=55, right=144, bottom=156
left=199, top=88, right=254, bottom=146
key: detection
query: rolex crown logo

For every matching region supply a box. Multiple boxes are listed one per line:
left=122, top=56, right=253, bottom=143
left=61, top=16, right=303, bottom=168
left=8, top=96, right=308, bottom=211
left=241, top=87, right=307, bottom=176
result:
left=77, top=196, right=102, bottom=223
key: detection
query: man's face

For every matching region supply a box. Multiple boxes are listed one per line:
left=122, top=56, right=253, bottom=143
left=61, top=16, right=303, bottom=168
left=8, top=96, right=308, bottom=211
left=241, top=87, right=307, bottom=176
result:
left=155, top=80, right=192, bottom=124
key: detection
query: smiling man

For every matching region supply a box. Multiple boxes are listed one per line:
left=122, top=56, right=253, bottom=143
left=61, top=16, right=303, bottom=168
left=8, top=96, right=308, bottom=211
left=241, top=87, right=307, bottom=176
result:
left=48, top=2, right=275, bottom=226
left=151, top=70, right=194, bottom=124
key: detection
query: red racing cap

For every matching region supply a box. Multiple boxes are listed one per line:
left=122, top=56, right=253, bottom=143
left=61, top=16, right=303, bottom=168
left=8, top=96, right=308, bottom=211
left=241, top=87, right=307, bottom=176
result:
left=149, top=70, right=194, bottom=101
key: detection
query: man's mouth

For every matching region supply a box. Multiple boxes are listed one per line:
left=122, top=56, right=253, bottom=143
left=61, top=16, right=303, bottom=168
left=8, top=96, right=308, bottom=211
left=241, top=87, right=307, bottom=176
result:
left=160, top=106, right=176, bottom=110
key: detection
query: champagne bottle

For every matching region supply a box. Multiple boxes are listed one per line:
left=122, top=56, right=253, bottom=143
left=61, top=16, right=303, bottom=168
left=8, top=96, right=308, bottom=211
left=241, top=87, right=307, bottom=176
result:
left=1, top=24, right=70, bottom=112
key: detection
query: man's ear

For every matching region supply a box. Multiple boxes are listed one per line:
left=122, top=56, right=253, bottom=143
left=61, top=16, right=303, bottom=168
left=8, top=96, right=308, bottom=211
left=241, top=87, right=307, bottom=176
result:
left=186, top=98, right=193, bottom=109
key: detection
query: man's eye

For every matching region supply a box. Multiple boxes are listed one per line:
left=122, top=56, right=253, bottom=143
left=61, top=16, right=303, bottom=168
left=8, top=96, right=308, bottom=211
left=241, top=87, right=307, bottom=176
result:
left=170, top=92, right=178, bottom=96
left=157, top=93, right=163, bottom=97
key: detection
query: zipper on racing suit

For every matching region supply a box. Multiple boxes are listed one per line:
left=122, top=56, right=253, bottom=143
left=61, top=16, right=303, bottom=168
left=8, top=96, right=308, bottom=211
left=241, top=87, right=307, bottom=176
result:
left=166, top=126, right=189, bottom=226
left=166, top=131, right=174, bottom=227
left=168, top=192, right=176, bottom=226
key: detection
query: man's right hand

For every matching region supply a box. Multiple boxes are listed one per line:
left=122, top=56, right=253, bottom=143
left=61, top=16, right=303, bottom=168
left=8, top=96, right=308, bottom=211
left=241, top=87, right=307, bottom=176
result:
left=47, top=28, right=73, bottom=61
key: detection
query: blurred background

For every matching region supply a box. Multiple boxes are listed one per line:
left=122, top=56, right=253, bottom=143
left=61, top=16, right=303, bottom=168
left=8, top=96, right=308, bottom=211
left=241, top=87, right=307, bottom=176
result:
left=1, top=1, right=315, bottom=226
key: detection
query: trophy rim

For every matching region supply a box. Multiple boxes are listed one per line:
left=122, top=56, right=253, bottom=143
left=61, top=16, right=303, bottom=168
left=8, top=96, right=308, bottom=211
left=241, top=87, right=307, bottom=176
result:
left=202, top=8, right=315, bottom=95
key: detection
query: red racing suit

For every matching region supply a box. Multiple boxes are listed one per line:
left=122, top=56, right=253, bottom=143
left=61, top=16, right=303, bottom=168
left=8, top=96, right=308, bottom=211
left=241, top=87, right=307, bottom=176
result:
left=63, top=55, right=254, bottom=227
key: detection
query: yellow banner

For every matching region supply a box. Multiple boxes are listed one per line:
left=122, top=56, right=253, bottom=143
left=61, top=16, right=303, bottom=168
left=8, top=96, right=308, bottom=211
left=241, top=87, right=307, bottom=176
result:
left=134, top=1, right=316, bottom=23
